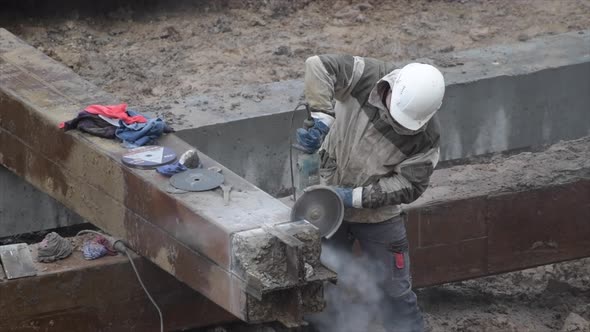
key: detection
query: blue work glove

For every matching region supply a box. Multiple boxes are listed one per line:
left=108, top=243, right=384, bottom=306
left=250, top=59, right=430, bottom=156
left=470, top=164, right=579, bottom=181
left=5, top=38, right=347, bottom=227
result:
left=295, top=120, right=330, bottom=154
left=82, top=242, right=109, bottom=260
left=156, top=161, right=187, bottom=177
left=332, top=187, right=354, bottom=208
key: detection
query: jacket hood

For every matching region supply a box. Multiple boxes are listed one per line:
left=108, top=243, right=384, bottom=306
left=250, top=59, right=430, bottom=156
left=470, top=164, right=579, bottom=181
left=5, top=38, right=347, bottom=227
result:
left=368, top=69, right=427, bottom=135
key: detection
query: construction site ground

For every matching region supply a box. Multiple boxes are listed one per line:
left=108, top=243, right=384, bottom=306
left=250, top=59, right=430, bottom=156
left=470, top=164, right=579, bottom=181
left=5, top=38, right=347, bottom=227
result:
left=2, top=0, right=590, bottom=331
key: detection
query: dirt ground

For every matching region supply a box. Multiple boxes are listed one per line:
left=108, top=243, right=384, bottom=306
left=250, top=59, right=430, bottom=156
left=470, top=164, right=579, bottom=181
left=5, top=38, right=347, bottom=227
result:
left=2, top=0, right=590, bottom=331
left=419, top=258, right=590, bottom=332
left=2, top=0, right=590, bottom=114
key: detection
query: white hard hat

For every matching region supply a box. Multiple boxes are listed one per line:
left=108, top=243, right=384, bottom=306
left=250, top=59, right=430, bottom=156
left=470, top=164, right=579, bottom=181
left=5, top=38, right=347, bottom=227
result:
left=388, top=63, right=445, bottom=131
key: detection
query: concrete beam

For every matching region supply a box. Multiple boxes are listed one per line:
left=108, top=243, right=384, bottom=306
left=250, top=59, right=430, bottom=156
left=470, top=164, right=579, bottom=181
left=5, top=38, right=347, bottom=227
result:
left=0, top=28, right=332, bottom=324
left=0, top=245, right=236, bottom=331
left=407, top=137, right=590, bottom=287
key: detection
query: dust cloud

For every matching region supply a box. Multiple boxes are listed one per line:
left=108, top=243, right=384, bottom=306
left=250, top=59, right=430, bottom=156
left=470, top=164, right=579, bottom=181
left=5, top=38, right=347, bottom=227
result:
left=306, top=245, right=408, bottom=332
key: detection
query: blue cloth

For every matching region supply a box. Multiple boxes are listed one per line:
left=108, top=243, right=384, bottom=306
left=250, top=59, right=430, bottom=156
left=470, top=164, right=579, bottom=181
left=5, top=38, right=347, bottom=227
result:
left=115, top=110, right=170, bottom=147
left=156, top=161, right=187, bottom=177
left=82, top=242, right=109, bottom=260
left=295, top=120, right=330, bottom=154
left=332, top=187, right=354, bottom=208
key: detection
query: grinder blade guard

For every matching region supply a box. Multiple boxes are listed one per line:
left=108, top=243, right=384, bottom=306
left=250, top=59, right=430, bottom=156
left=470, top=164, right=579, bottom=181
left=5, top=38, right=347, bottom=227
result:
left=290, top=185, right=344, bottom=238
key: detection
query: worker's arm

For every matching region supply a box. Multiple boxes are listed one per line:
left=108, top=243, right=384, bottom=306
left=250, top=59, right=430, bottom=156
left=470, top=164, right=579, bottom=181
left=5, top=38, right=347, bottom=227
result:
left=299, top=54, right=391, bottom=154
left=298, top=54, right=361, bottom=153
left=331, top=146, right=439, bottom=209
left=305, top=54, right=355, bottom=113
left=305, top=54, right=385, bottom=114
left=359, top=146, right=440, bottom=209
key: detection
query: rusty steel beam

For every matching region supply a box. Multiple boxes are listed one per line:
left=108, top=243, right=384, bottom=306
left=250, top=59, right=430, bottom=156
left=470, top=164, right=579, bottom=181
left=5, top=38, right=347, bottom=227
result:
left=0, top=246, right=236, bottom=331
left=0, top=28, right=333, bottom=324
left=408, top=176, right=590, bottom=288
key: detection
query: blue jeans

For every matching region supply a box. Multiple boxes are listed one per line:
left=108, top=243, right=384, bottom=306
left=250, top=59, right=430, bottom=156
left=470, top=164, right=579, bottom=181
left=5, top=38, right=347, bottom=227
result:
left=323, top=215, right=424, bottom=332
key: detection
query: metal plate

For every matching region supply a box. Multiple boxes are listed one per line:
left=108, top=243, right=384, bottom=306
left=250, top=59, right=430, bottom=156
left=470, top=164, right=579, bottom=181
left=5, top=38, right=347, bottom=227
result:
left=170, top=168, right=225, bottom=192
left=122, top=146, right=176, bottom=169
left=290, top=185, right=344, bottom=239
left=0, top=243, right=37, bottom=279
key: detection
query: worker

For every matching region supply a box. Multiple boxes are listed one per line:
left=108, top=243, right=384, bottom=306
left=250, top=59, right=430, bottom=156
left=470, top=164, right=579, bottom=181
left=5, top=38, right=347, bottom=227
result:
left=297, top=55, right=445, bottom=332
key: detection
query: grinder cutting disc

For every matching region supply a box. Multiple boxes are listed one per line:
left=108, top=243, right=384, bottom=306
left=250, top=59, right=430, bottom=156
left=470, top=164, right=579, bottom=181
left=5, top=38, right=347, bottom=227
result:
left=290, top=185, right=344, bottom=238
left=122, top=146, right=176, bottom=169
left=169, top=168, right=224, bottom=192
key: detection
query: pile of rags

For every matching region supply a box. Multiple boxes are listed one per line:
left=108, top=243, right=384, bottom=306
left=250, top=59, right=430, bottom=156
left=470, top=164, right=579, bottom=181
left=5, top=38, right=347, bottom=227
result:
left=60, top=104, right=174, bottom=147
left=82, top=234, right=118, bottom=260
left=37, top=232, right=73, bottom=263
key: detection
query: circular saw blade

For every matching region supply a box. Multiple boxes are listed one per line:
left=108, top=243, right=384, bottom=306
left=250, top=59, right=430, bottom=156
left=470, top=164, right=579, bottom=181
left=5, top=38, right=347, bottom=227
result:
left=122, top=146, right=176, bottom=169
left=290, top=185, right=344, bottom=238
left=169, top=168, right=225, bottom=192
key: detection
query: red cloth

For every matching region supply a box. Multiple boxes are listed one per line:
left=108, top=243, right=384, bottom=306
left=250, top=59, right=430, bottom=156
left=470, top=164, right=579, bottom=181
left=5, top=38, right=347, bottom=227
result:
left=84, top=104, right=147, bottom=124
left=96, top=236, right=118, bottom=256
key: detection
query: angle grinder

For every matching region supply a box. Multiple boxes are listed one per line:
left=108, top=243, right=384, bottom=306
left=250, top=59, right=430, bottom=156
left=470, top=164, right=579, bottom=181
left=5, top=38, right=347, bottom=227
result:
left=290, top=185, right=344, bottom=239
left=289, top=102, right=321, bottom=199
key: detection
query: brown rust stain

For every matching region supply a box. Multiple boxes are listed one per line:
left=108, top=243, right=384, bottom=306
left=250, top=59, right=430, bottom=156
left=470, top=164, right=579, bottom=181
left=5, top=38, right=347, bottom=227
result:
left=122, top=209, right=205, bottom=285
left=0, top=92, right=75, bottom=198
left=0, top=128, right=26, bottom=176
left=153, top=246, right=178, bottom=274
left=486, top=179, right=590, bottom=273
left=0, top=123, right=71, bottom=200
left=122, top=168, right=230, bottom=267
left=0, top=109, right=130, bottom=239
left=124, top=210, right=218, bottom=307
left=0, top=248, right=235, bottom=331
left=409, top=178, right=590, bottom=287
left=122, top=208, right=248, bottom=320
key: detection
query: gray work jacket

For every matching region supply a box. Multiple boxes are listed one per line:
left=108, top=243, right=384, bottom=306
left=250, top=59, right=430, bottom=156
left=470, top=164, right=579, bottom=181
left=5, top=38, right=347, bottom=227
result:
left=304, top=54, right=441, bottom=223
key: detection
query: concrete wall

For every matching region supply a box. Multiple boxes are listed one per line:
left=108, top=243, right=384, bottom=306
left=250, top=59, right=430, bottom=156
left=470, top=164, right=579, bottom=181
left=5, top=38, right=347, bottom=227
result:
left=178, top=63, right=590, bottom=196
left=178, top=111, right=306, bottom=196
left=176, top=110, right=309, bottom=197
left=177, top=32, right=590, bottom=194
left=2, top=30, right=589, bottom=235
left=439, top=62, right=590, bottom=160
left=0, top=166, right=83, bottom=237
